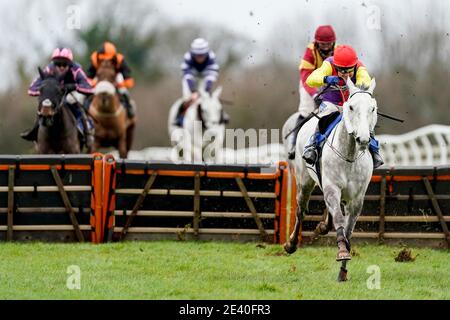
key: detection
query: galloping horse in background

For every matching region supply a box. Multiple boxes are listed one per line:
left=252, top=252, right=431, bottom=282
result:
left=88, top=60, right=135, bottom=159
left=35, top=68, right=81, bottom=154
left=284, top=78, right=378, bottom=281
left=168, top=87, right=225, bottom=163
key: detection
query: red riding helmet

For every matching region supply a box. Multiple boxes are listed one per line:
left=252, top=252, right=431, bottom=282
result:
left=314, top=25, right=336, bottom=43
left=333, top=45, right=358, bottom=68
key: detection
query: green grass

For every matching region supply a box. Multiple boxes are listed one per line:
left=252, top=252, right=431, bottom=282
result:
left=0, top=241, right=449, bottom=300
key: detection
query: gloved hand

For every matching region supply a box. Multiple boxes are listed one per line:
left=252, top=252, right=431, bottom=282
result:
left=118, top=87, right=130, bottom=96
left=190, top=91, right=200, bottom=101
left=324, top=76, right=339, bottom=85
left=64, top=83, right=76, bottom=92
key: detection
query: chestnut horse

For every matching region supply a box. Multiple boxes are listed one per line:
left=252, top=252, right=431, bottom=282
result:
left=88, top=60, right=135, bottom=158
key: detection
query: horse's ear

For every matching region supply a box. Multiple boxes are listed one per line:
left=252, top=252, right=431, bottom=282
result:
left=368, top=78, right=376, bottom=95
left=38, top=67, right=46, bottom=80
left=345, top=77, right=358, bottom=95
left=213, top=86, right=223, bottom=99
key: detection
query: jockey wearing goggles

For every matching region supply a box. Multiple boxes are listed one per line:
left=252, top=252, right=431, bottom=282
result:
left=301, top=45, right=384, bottom=169
left=22, top=48, right=95, bottom=148
left=288, top=25, right=337, bottom=160
left=86, top=42, right=136, bottom=119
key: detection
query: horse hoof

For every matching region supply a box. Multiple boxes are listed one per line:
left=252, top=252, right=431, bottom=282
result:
left=283, top=242, right=297, bottom=254
left=314, top=221, right=329, bottom=236
left=337, top=269, right=348, bottom=282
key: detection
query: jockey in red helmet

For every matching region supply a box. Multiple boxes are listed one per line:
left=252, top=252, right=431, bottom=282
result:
left=288, top=25, right=337, bottom=159
left=301, top=44, right=384, bottom=168
left=22, top=48, right=95, bottom=149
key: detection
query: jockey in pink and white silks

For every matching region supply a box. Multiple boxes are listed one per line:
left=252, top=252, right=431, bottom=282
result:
left=22, top=48, right=95, bottom=149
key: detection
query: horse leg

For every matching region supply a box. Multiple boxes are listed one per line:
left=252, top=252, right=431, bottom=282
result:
left=337, top=200, right=364, bottom=282
left=126, top=122, right=135, bottom=154
left=284, top=177, right=315, bottom=254
left=118, top=135, right=128, bottom=159
left=323, top=185, right=350, bottom=261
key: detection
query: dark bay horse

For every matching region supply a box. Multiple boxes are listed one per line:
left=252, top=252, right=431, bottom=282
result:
left=88, top=60, right=135, bottom=159
left=35, top=68, right=81, bottom=154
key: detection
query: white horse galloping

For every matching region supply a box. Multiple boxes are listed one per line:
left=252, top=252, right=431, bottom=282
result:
left=168, top=87, right=225, bottom=163
left=284, top=78, right=378, bottom=281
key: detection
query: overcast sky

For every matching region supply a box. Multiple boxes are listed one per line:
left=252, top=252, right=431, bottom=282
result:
left=0, top=0, right=449, bottom=91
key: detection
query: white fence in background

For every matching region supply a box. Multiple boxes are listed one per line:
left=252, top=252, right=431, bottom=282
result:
left=119, top=124, right=450, bottom=166
left=378, top=124, right=450, bottom=166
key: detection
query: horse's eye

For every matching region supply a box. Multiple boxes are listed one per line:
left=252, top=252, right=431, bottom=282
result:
left=349, top=105, right=354, bottom=111
left=372, top=107, right=376, bottom=112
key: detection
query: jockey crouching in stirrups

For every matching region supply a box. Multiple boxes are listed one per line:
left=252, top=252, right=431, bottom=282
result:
left=22, top=47, right=95, bottom=150
left=86, top=41, right=136, bottom=119
left=174, top=38, right=229, bottom=127
left=288, top=25, right=337, bottom=160
left=302, top=44, right=384, bottom=169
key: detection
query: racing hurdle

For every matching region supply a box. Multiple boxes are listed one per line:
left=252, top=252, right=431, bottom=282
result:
left=1, top=154, right=449, bottom=247
left=102, top=154, right=283, bottom=243
left=0, top=154, right=103, bottom=243
left=281, top=165, right=450, bottom=248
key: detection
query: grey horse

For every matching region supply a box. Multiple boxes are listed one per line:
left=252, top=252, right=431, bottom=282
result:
left=284, top=77, right=378, bottom=281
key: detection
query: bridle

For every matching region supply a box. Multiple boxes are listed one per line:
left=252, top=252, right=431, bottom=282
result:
left=325, top=90, right=373, bottom=163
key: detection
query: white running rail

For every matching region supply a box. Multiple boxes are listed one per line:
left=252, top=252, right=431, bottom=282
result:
left=116, top=124, right=450, bottom=166
left=378, top=124, right=450, bottom=166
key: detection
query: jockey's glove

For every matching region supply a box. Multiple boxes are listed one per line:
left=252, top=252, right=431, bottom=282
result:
left=324, top=76, right=339, bottom=85
left=118, top=87, right=130, bottom=96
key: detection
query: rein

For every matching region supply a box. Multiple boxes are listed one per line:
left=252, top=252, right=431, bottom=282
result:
left=325, top=89, right=369, bottom=164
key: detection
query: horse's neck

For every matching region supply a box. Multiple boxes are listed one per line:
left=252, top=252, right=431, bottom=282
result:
left=48, top=106, right=75, bottom=137
left=334, top=120, right=357, bottom=159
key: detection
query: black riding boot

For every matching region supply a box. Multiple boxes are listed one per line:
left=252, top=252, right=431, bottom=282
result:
left=302, top=124, right=321, bottom=165
left=21, top=115, right=40, bottom=142
left=80, top=110, right=94, bottom=151
left=121, top=93, right=135, bottom=119
left=174, top=102, right=187, bottom=127
left=287, top=115, right=305, bottom=160
left=369, top=132, right=384, bottom=169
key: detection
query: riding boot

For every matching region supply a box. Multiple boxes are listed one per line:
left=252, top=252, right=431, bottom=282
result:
left=302, top=124, right=322, bottom=165
left=369, top=132, right=384, bottom=169
left=80, top=109, right=95, bottom=151
left=120, top=93, right=135, bottom=119
left=20, top=115, right=40, bottom=142
left=174, top=102, right=187, bottom=127
left=287, top=114, right=306, bottom=160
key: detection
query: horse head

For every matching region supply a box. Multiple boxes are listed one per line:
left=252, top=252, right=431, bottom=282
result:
left=199, top=86, right=223, bottom=128
left=343, top=77, right=377, bottom=150
left=97, top=60, right=117, bottom=83
left=37, top=67, right=64, bottom=127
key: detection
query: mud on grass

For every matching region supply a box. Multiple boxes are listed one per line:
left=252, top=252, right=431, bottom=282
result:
left=0, top=241, right=448, bottom=299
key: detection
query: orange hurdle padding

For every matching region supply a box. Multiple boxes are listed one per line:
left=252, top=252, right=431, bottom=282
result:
left=90, top=153, right=104, bottom=244
left=102, top=154, right=117, bottom=242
